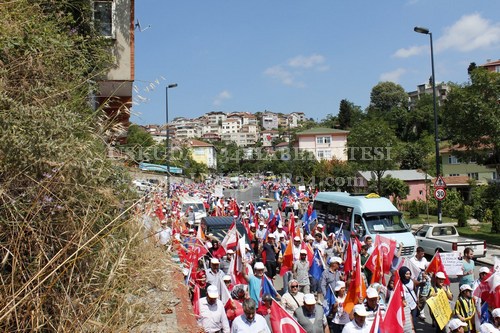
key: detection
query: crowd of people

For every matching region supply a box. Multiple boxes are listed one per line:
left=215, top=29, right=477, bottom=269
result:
left=138, top=180, right=499, bottom=333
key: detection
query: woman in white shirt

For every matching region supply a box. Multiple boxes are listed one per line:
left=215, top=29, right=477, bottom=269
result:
left=330, top=281, right=350, bottom=333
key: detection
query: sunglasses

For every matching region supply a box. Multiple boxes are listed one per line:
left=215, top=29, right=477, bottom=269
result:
left=291, top=285, right=299, bottom=288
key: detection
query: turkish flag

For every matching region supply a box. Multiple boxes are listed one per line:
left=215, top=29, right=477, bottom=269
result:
left=366, top=246, right=385, bottom=285
left=426, top=252, right=451, bottom=285
left=374, top=235, right=397, bottom=272
left=381, top=280, right=405, bottom=333
left=486, top=271, right=500, bottom=308
left=270, top=300, right=307, bottom=333
left=192, top=284, right=200, bottom=316
left=343, top=240, right=353, bottom=274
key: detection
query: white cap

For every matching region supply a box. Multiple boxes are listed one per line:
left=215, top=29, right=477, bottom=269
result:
left=210, top=258, right=220, bottom=265
left=254, top=262, right=265, bottom=270
left=207, top=285, right=219, bottom=298
left=306, top=235, right=315, bottom=241
left=303, top=293, right=316, bottom=305
left=353, top=304, right=369, bottom=316
left=223, top=275, right=231, bottom=281
left=227, top=249, right=234, bottom=254
left=366, top=287, right=379, bottom=298
left=182, top=268, right=189, bottom=276
left=480, top=323, right=497, bottom=333
left=479, top=267, right=490, bottom=274
left=249, top=223, right=255, bottom=227
left=268, top=234, right=275, bottom=238
left=259, top=222, right=265, bottom=226
left=278, top=224, right=283, bottom=228
left=328, top=256, right=343, bottom=265
left=300, top=249, right=307, bottom=254
left=492, top=308, right=500, bottom=318
left=435, top=271, right=446, bottom=279
left=446, top=318, right=467, bottom=332
left=189, top=228, right=195, bottom=233
left=317, top=224, right=324, bottom=229
left=245, top=244, right=251, bottom=250
left=294, top=236, right=301, bottom=241
left=334, top=281, right=345, bottom=291
left=188, top=220, right=194, bottom=225
left=460, top=284, right=472, bottom=292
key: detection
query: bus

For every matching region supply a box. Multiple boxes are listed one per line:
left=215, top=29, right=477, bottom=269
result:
left=313, top=192, right=416, bottom=257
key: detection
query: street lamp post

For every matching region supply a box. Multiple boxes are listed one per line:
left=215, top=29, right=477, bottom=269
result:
left=166, top=83, right=177, bottom=197
left=414, top=26, right=442, bottom=224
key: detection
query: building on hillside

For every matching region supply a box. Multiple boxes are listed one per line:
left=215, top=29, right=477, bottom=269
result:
left=261, top=112, right=279, bottom=130
left=296, top=127, right=349, bottom=161
left=201, top=133, right=221, bottom=142
left=188, top=139, right=217, bottom=169
left=440, top=145, right=497, bottom=184
left=206, top=111, right=227, bottom=124
left=261, top=130, right=279, bottom=147
left=221, top=118, right=242, bottom=134
left=94, top=0, right=135, bottom=144
left=356, top=170, right=432, bottom=202
left=407, top=81, right=450, bottom=110
left=480, top=59, right=500, bottom=73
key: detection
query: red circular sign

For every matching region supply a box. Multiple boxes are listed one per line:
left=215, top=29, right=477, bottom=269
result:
left=434, top=188, right=446, bottom=201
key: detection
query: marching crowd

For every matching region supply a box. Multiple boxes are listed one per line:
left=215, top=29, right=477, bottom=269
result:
left=140, top=181, right=500, bottom=333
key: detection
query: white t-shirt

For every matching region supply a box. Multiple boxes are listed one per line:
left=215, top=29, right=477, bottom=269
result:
left=158, top=227, right=172, bottom=245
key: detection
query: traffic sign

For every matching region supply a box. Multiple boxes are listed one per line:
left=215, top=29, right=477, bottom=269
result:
left=434, top=187, right=447, bottom=201
left=434, top=175, right=446, bottom=188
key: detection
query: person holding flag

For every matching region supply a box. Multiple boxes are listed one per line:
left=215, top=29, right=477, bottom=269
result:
left=398, top=266, right=418, bottom=331
left=321, top=257, right=344, bottom=299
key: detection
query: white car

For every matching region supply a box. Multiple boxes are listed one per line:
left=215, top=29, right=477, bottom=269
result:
left=132, top=180, right=152, bottom=192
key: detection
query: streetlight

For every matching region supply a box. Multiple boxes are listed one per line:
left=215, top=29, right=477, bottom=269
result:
left=414, top=26, right=442, bottom=224
left=166, top=83, right=177, bottom=197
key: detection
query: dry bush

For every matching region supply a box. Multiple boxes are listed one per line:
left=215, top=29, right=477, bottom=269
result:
left=0, top=1, right=175, bottom=331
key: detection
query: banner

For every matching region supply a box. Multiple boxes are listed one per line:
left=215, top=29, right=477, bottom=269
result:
left=426, top=288, right=452, bottom=329
left=439, top=252, right=463, bottom=276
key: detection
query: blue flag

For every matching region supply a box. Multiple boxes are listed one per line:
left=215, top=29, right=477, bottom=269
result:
left=323, top=285, right=336, bottom=317
left=261, top=275, right=278, bottom=299
left=309, top=248, right=324, bottom=281
left=302, top=210, right=317, bottom=234
left=481, top=302, right=490, bottom=324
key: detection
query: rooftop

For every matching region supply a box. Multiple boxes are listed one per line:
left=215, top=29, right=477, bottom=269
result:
left=297, top=127, right=349, bottom=135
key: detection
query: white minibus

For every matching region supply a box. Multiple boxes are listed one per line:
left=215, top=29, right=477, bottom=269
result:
left=313, top=192, right=416, bottom=257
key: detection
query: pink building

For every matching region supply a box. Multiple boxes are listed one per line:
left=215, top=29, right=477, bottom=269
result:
left=356, top=170, right=432, bottom=201
left=296, top=127, right=349, bottom=161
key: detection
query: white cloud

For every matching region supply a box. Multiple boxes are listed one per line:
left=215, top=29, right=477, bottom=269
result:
left=393, top=45, right=427, bottom=58
left=287, top=54, right=326, bottom=69
left=264, top=54, right=328, bottom=87
left=379, top=68, right=407, bottom=83
left=436, top=13, right=500, bottom=52
left=213, top=90, right=231, bottom=106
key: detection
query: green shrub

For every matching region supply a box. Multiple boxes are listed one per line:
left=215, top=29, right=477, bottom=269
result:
left=409, top=200, right=419, bottom=219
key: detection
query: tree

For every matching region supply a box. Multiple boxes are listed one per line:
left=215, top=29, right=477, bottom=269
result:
left=367, top=82, right=409, bottom=139
left=442, top=68, right=500, bottom=175
left=347, top=118, right=400, bottom=193
left=337, top=99, right=363, bottom=129
left=367, top=175, right=409, bottom=206
left=399, top=139, right=433, bottom=170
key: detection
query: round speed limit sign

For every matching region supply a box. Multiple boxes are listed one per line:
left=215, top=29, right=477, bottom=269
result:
left=434, top=188, right=446, bottom=201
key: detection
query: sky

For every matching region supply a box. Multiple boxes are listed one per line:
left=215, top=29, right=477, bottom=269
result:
left=132, top=0, right=500, bottom=125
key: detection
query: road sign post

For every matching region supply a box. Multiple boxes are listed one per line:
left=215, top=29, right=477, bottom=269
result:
left=434, top=187, right=446, bottom=201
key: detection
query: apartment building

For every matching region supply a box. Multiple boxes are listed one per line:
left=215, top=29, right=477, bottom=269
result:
left=94, top=0, right=135, bottom=143
left=296, top=127, right=349, bottom=161
left=189, top=139, right=217, bottom=169
left=480, top=59, right=500, bottom=72
left=261, top=112, right=279, bottom=130
left=407, top=81, right=450, bottom=110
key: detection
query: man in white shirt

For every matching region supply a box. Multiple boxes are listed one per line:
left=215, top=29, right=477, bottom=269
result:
left=273, top=224, right=287, bottom=240
left=312, top=232, right=327, bottom=255
left=342, top=304, right=369, bottom=333
left=156, top=221, right=172, bottom=248
left=198, top=285, right=230, bottom=333
left=231, top=298, right=270, bottom=333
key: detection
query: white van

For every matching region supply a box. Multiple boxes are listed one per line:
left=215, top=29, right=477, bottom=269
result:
left=313, top=192, right=416, bottom=257
left=179, top=196, right=207, bottom=225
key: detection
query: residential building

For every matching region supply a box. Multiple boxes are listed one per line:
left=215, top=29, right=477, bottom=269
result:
left=440, top=145, right=497, bottom=184
left=261, top=112, right=279, bottom=130
left=206, top=111, right=227, bottom=124
left=296, top=127, right=349, bottom=161
left=188, top=139, right=217, bottom=169
left=356, top=170, right=432, bottom=202
left=407, top=81, right=450, bottom=110
left=261, top=130, right=279, bottom=147
left=221, top=118, right=242, bottom=134
left=94, top=0, right=135, bottom=143
left=480, top=59, right=500, bottom=73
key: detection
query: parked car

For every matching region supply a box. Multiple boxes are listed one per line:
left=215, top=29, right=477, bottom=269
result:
left=413, top=223, right=486, bottom=257
left=132, top=180, right=153, bottom=192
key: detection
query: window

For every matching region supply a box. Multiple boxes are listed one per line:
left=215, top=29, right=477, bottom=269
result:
left=448, top=155, right=460, bottom=164
left=193, top=148, right=204, bottom=155
left=316, top=136, right=331, bottom=144
left=94, top=1, right=114, bottom=38
left=448, top=173, right=460, bottom=177
left=317, top=150, right=332, bottom=160
left=467, top=173, right=478, bottom=180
